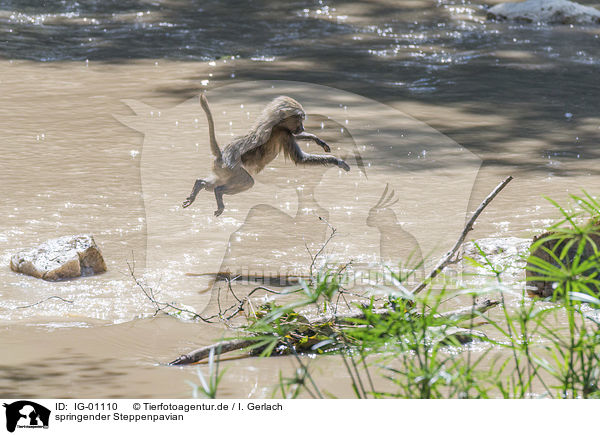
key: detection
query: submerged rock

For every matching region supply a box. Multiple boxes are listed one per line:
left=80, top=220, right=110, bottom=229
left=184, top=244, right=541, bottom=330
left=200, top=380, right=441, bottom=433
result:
left=463, top=237, right=530, bottom=280
left=430, top=326, right=488, bottom=345
left=487, top=0, right=600, bottom=24
left=10, top=235, right=107, bottom=281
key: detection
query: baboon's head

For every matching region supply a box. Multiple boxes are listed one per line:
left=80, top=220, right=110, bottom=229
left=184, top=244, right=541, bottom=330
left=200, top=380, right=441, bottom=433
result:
left=266, top=96, right=305, bottom=134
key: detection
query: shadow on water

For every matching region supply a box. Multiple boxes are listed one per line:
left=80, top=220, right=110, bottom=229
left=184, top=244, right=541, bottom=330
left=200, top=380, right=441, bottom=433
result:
left=3, top=0, right=595, bottom=174
left=1, top=1, right=599, bottom=210
left=0, top=356, right=127, bottom=398
left=0, top=0, right=357, bottom=61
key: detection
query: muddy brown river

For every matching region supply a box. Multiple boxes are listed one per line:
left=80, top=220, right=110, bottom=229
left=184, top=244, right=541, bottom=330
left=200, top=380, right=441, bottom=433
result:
left=1, top=0, right=599, bottom=398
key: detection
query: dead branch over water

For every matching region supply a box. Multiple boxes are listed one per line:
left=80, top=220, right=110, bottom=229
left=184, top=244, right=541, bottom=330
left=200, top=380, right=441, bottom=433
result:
left=411, top=176, right=513, bottom=295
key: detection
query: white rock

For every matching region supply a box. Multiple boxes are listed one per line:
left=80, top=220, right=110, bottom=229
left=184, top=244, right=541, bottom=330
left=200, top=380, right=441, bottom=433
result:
left=10, top=235, right=107, bottom=281
left=462, top=237, right=530, bottom=281
left=463, top=237, right=529, bottom=262
left=488, top=0, right=600, bottom=24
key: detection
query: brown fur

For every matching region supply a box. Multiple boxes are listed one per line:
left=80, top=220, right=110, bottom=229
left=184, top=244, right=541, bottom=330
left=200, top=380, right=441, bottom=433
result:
left=182, top=94, right=350, bottom=216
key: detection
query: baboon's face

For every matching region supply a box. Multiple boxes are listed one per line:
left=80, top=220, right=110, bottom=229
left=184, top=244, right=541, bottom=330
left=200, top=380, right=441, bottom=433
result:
left=279, top=114, right=304, bottom=134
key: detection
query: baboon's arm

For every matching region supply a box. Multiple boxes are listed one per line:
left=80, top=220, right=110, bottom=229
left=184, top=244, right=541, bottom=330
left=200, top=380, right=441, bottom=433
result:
left=294, top=131, right=331, bottom=152
left=285, top=135, right=350, bottom=171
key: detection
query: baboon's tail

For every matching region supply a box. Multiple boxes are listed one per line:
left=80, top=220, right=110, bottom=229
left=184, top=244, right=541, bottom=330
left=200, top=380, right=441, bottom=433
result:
left=200, top=93, right=222, bottom=159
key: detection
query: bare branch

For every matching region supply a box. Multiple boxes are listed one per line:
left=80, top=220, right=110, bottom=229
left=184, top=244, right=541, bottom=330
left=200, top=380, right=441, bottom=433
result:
left=170, top=338, right=256, bottom=365
left=126, top=258, right=222, bottom=323
left=308, top=217, right=337, bottom=277
left=17, top=296, right=74, bottom=309
left=411, top=176, right=513, bottom=295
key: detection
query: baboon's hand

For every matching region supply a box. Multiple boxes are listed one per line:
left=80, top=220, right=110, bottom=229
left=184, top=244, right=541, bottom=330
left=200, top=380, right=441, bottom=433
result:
left=214, top=208, right=224, bottom=217
left=338, top=159, right=350, bottom=172
left=316, top=138, right=331, bottom=153
left=182, top=198, right=193, bottom=208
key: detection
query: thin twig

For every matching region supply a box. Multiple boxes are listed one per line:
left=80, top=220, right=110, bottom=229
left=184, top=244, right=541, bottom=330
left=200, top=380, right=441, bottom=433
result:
left=126, top=258, right=221, bottom=323
left=17, top=296, right=74, bottom=309
left=309, top=217, right=337, bottom=277
left=411, top=176, right=513, bottom=295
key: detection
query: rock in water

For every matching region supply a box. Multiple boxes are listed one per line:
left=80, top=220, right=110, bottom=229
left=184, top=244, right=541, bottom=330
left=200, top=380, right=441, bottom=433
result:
left=10, top=235, right=107, bottom=281
left=526, top=231, right=600, bottom=297
left=487, top=0, right=600, bottom=24
left=463, top=237, right=530, bottom=281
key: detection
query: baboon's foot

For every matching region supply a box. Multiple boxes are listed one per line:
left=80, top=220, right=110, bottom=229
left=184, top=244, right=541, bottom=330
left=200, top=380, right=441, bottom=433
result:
left=338, top=159, right=350, bottom=172
left=214, top=207, right=224, bottom=217
left=182, top=179, right=207, bottom=208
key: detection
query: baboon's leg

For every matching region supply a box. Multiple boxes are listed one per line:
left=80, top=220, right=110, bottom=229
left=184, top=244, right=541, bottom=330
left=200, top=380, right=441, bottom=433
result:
left=182, top=179, right=206, bottom=208
left=213, top=169, right=255, bottom=217
left=294, top=131, right=331, bottom=152
left=286, top=137, right=350, bottom=171
left=213, top=186, right=226, bottom=216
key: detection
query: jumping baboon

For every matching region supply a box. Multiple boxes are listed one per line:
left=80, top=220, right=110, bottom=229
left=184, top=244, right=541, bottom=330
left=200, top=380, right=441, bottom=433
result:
left=182, top=94, right=351, bottom=216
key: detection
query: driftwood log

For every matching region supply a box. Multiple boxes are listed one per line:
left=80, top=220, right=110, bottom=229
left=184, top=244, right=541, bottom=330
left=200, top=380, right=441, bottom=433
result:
left=169, top=299, right=499, bottom=365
